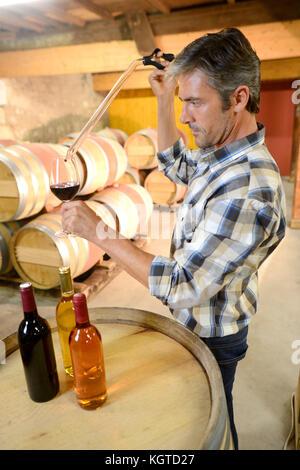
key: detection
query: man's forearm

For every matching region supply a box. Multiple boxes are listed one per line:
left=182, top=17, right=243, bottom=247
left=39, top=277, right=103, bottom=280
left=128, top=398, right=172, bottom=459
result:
left=157, top=96, right=180, bottom=152
left=94, top=236, right=155, bottom=288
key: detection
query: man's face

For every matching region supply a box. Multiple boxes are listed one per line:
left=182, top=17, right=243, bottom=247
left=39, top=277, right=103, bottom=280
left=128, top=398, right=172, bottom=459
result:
left=178, top=70, right=234, bottom=149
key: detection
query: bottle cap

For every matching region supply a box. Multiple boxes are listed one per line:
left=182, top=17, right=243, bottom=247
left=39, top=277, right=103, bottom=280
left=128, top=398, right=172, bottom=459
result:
left=58, top=266, right=70, bottom=275
left=19, top=282, right=37, bottom=313
left=58, top=266, right=73, bottom=294
left=73, top=293, right=89, bottom=324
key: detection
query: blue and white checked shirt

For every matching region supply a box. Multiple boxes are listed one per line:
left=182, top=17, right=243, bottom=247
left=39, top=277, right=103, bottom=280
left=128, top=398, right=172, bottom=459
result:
left=148, top=123, right=286, bottom=337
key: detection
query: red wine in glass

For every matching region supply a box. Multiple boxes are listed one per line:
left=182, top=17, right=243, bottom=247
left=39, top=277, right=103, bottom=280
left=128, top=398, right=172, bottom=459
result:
left=50, top=182, right=80, bottom=202
left=50, top=155, right=80, bottom=237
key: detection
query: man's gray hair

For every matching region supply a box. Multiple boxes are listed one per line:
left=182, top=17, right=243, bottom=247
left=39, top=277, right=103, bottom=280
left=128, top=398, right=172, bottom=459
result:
left=167, top=28, right=261, bottom=114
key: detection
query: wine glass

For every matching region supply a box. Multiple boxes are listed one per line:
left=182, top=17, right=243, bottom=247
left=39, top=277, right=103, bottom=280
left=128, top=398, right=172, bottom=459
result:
left=50, top=155, right=80, bottom=237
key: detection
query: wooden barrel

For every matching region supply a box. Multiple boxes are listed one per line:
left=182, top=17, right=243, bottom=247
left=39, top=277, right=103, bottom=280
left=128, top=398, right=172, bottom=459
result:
left=96, top=127, right=128, bottom=146
left=113, top=183, right=153, bottom=235
left=20, top=142, right=83, bottom=182
left=90, top=187, right=139, bottom=239
left=0, top=307, right=233, bottom=450
left=58, top=132, right=79, bottom=144
left=125, top=128, right=158, bottom=170
left=124, top=128, right=190, bottom=170
left=18, top=142, right=85, bottom=212
left=85, top=200, right=117, bottom=232
left=144, top=169, right=187, bottom=205
left=0, top=145, right=49, bottom=221
left=63, top=136, right=127, bottom=195
left=115, top=166, right=141, bottom=185
left=0, top=221, right=23, bottom=274
left=10, top=212, right=104, bottom=289
left=60, top=129, right=128, bottom=147
left=0, top=139, right=19, bottom=146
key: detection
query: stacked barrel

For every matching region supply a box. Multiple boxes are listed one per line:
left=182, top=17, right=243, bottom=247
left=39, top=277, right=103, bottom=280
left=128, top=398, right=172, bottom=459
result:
left=0, top=129, right=153, bottom=289
left=0, top=125, right=188, bottom=289
left=122, top=127, right=188, bottom=205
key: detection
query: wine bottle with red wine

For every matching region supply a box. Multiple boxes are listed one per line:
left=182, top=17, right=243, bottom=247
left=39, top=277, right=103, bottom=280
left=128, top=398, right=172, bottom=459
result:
left=18, top=282, right=59, bottom=402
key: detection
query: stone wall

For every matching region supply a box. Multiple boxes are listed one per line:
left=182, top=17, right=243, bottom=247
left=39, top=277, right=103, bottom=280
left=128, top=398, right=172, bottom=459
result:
left=0, top=74, right=108, bottom=143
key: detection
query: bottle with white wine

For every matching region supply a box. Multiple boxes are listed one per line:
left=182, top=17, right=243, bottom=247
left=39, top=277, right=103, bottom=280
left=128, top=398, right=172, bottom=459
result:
left=56, top=266, right=76, bottom=376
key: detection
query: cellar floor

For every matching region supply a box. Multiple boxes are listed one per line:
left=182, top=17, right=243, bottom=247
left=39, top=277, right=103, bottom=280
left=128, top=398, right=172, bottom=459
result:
left=0, top=176, right=299, bottom=451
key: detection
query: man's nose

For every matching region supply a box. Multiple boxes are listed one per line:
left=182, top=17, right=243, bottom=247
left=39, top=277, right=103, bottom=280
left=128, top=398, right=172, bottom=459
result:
left=180, top=104, right=190, bottom=124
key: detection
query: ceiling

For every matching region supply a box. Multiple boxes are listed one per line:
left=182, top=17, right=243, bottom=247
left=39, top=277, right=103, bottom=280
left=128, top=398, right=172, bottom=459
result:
left=0, top=0, right=221, bottom=36
left=1, top=0, right=300, bottom=45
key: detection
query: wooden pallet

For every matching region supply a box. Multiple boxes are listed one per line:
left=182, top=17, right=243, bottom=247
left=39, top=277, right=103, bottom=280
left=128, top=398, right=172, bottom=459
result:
left=0, top=236, right=150, bottom=300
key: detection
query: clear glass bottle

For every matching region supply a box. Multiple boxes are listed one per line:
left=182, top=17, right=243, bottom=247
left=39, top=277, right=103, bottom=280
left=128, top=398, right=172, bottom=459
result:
left=69, top=293, right=107, bottom=410
left=56, top=266, right=76, bottom=376
left=18, top=282, right=59, bottom=402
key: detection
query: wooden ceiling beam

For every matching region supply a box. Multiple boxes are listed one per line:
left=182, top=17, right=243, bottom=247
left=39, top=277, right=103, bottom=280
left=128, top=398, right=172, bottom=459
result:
left=125, top=10, right=157, bottom=56
left=146, top=0, right=170, bottom=14
left=0, top=20, right=299, bottom=78
left=0, top=11, right=44, bottom=34
left=33, top=3, right=86, bottom=27
left=149, top=0, right=300, bottom=35
left=74, top=0, right=115, bottom=21
left=4, top=5, right=67, bottom=30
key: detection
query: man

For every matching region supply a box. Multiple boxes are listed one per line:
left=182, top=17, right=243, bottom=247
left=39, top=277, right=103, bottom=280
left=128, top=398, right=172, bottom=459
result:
left=62, top=28, right=286, bottom=449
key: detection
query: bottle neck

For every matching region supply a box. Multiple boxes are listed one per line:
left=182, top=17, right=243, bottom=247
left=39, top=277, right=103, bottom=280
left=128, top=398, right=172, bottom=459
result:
left=73, top=293, right=90, bottom=325
left=20, top=283, right=39, bottom=318
left=59, top=269, right=73, bottom=295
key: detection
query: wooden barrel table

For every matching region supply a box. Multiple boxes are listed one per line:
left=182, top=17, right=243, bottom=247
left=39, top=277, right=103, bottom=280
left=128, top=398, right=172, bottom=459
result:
left=0, top=307, right=233, bottom=450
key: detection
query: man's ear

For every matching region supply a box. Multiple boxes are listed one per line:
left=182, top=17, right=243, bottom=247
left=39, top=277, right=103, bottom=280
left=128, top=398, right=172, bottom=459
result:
left=232, top=85, right=250, bottom=112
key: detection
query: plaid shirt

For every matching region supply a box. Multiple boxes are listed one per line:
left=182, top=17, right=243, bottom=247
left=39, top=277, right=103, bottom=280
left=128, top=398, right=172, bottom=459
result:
left=148, top=123, right=286, bottom=337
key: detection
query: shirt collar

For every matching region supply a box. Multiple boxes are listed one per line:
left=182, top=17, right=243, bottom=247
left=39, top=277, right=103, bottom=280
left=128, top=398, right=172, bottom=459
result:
left=199, top=122, right=265, bottom=167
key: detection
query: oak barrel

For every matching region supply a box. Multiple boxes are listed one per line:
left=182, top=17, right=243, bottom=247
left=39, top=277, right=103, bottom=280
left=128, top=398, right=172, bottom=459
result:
left=96, top=127, right=128, bottom=146
left=0, top=307, right=233, bottom=450
left=144, top=169, right=187, bottom=205
left=90, top=187, right=139, bottom=239
left=62, top=135, right=127, bottom=195
left=10, top=212, right=103, bottom=289
left=0, top=145, right=49, bottom=221
left=0, top=139, right=19, bottom=146
left=124, top=128, right=189, bottom=170
left=115, top=166, right=141, bottom=185
left=18, top=142, right=84, bottom=212
left=0, top=221, right=23, bottom=274
left=60, top=128, right=128, bottom=147
left=124, top=128, right=158, bottom=170
left=90, top=184, right=153, bottom=238
left=114, top=183, right=153, bottom=235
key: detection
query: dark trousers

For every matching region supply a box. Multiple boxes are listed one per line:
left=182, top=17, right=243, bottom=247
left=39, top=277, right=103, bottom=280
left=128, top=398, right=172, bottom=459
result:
left=202, top=326, right=248, bottom=450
